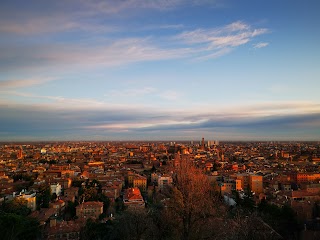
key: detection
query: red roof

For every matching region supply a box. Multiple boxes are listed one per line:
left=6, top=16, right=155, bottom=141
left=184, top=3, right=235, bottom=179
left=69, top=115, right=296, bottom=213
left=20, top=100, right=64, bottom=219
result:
left=124, top=187, right=143, bottom=201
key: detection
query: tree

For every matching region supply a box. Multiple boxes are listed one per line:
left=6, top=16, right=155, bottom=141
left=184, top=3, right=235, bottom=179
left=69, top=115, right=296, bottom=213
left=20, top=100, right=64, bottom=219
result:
left=1, top=198, right=31, bottom=216
left=81, top=218, right=114, bottom=240
left=257, top=201, right=299, bottom=239
left=166, top=158, right=222, bottom=240
left=51, top=192, right=58, bottom=202
left=81, top=186, right=98, bottom=201
left=42, top=187, right=51, bottom=208
left=149, top=203, right=176, bottom=240
left=312, top=201, right=320, bottom=219
left=111, top=210, right=151, bottom=240
left=36, top=186, right=51, bottom=209
left=242, top=185, right=255, bottom=210
left=64, top=201, right=77, bottom=221
left=72, top=179, right=84, bottom=188
left=0, top=212, right=40, bottom=240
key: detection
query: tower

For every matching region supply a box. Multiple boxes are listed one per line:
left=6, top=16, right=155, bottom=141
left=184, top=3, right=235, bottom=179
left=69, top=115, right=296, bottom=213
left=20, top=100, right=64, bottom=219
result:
left=201, top=137, right=205, bottom=150
left=18, top=146, right=23, bottom=159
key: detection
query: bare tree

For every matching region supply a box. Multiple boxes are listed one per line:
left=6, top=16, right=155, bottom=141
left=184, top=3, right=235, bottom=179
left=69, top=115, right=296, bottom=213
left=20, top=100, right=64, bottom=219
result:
left=166, top=157, right=223, bottom=240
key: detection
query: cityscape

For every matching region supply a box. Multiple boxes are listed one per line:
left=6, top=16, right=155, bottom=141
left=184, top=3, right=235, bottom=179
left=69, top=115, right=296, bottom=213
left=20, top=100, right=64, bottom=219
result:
left=1, top=140, right=320, bottom=239
left=1, top=0, right=320, bottom=240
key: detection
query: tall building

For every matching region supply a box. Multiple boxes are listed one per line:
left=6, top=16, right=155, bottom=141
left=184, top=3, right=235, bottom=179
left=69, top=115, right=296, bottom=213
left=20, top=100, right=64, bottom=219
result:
left=17, top=146, right=23, bottom=159
left=208, top=140, right=219, bottom=146
left=201, top=137, right=205, bottom=150
left=236, top=174, right=263, bottom=194
left=249, top=175, right=263, bottom=194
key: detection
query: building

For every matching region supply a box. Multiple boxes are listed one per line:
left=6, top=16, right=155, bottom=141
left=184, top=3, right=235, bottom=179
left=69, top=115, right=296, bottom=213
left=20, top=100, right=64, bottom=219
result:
left=157, top=174, right=173, bottom=190
left=50, top=199, right=66, bottom=215
left=128, top=174, right=148, bottom=192
left=50, top=183, right=62, bottom=196
left=123, top=187, right=145, bottom=210
left=220, top=181, right=236, bottom=194
left=76, top=201, right=103, bottom=219
left=64, top=187, right=79, bottom=202
left=289, top=172, right=320, bottom=183
left=18, top=147, right=23, bottom=159
left=44, top=218, right=82, bottom=240
left=249, top=175, right=263, bottom=194
left=17, top=192, right=37, bottom=211
left=236, top=174, right=263, bottom=194
left=207, top=140, right=219, bottom=147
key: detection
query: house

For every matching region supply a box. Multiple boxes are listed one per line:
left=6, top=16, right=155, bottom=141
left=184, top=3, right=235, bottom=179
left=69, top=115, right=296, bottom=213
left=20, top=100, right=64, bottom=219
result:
left=64, top=187, right=79, bottom=202
left=128, top=173, right=148, bottom=192
left=16, top=192, right=37, bottom=211
left=76, top=201, right=103, bottom=219
left=44, top=218, right=82, bottom=240
left=50, top=183, right=62, bottom=196
left=123, top=187, right=145, bottom=210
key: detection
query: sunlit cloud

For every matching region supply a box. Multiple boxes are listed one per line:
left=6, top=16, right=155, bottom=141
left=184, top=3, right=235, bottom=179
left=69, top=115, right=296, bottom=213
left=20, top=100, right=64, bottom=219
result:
left=1, top=94, right=320, bottom=141
left=86, top=119, right=205, bottom=131
left=0, top=78, right=54, bottom=89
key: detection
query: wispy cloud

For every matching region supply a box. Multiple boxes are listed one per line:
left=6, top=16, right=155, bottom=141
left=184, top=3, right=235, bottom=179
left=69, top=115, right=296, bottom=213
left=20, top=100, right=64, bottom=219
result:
left=253, top=42, right=269, bottom=49
left=159, top=90, right=182, bottom=100
left=105, top=87, right=156, bottom=97
left=81, top=0, right=219, bottom=14
left=0, top=78, right=54, bottom=89
left=175, top=21, right=269, bottom=59
left=104, top=87, right=183, bottom=102
left=194, top=48, right=233, bottom=61
left=0, top=0, right=215, bottom=35
left=175, top=21, right=268, bottom=46
left=0, top=16, right=117, bottom=35
left=0, top=21, right=269, bottom=73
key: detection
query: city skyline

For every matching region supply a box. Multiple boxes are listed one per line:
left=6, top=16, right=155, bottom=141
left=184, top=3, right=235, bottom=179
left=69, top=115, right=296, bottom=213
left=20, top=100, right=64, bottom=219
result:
left=1, top=0, right=320, bottom=141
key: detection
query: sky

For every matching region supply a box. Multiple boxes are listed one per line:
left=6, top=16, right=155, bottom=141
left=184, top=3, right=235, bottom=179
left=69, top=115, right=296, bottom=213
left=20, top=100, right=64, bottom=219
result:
left=0, top=0, right=320, bottom=141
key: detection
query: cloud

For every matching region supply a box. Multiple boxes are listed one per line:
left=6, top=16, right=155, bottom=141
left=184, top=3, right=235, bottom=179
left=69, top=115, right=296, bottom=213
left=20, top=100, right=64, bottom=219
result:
left=253, top=42, right=269, bottom=49
left=105, top=88, right=183, bottom=102
left=175, top=21, right=267, bottom=46
left=105, top=87, right=156, bottom=97
left=1, top=97, right=319, bottom=140
left=0, top=16, right=117, bottom=35
left=0, top=78, right=54, bottom=89
left=81, top=0, right=219, bottom=14
left=159, top=90, right=181, bottom=100
left=0, top=1, right=217, bottom=35
left=194, top=48, right=233, bottom=61
left=175, top=21, right=269, bottom=59
left=0, top=21, right=269, bottom=73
